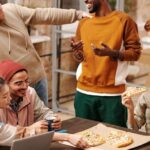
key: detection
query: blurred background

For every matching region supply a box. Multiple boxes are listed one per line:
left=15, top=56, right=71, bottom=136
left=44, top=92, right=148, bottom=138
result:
left=1, top=0, right=150, bottom=119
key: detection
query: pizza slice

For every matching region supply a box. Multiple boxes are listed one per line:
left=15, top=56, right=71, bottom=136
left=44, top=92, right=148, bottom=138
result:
left=106, top=130, right=133, bottom=148
left=126, top=87, right=147, bottom=97
left=79, top=130, right=105, bottom=147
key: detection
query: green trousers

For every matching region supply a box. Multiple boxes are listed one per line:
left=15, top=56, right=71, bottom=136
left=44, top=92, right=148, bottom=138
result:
left=74, top=91, right=127, bottom=127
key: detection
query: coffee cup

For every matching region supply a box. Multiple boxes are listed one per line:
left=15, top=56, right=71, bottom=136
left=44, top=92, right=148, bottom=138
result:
left=45, top=116, right=56, bottom=131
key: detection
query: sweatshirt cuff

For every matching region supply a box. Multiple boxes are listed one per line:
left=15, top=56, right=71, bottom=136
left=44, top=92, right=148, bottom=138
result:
left=76, top=10, right=83, bottom=20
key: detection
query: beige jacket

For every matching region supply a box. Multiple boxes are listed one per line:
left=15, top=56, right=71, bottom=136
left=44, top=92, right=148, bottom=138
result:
left=0, top=3, right=82, bottom=84
left=0, top=86, right=53, bottom=126
left=134, top=92, right=150, bottom=133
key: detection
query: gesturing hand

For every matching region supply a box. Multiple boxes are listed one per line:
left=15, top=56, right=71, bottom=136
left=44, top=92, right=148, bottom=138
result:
left=91, top=43, right=123, bottom=60
left=71, top=38, right=84, bottom=62
left=71, top=38, right=83, bottom=51
left=91, top=43, right=114, bottom=56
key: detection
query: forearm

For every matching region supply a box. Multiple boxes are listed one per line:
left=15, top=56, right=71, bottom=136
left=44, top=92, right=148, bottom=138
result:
left=122, top=16, right=142, bottom=61
left=52, top=133, right=70, bottom=142
left=30, top=8, right=82, bottom=25
left=16, top=126, right=34, bottom=138
left=127, top=109, right=138, bottom=130
left=15, top=4, right=82, bottom=25
left=119, top=48, right=141, bottom=61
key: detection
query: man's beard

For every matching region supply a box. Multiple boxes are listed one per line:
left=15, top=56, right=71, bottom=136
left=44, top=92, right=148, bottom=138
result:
left=89, top=3, right=100, bottom=13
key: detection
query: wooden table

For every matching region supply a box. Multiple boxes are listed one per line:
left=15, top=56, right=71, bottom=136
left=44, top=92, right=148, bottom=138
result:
left=50, top=117, right=150, bottom=150
left=0, top=118, right=150, bottom=150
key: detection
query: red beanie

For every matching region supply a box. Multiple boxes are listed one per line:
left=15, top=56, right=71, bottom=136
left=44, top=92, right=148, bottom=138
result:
left=0, top=60, right=27, bottom=82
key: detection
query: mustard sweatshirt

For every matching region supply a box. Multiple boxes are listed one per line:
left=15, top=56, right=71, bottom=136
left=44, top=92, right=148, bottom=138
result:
left=76, top=11, right=141, bottom=94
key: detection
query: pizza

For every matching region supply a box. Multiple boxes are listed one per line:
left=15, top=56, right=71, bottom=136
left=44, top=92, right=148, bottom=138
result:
left=126, top=87, right=147, bottom=97
left=106, top=130, right=133, bottom=148
left=79, top=130, right=105, bottom=146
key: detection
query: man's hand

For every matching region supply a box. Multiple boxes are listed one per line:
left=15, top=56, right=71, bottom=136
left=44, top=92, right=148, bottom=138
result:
left=91, top=43, right=123, bottom=60
left=26, top=120, right=48, bottom=136
left=71, top=38, right=84, bottom=62
left=144, top=19, right=150, bottom=32
left=91, top=43, right=117, bottom=56
left=51, top=114, right=61, bottom=130
left=81, top=11, right=92, bottom=19
left=71, top=38, right=83, bottom=51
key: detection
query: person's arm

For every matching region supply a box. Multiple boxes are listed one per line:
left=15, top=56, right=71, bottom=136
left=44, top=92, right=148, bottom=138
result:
left=134, top=94, right=147, bottom=129
left=53, top=133, right=89, bottom=149
left=16, top=120, right=48, bottom=138
left=71, top=21, right=85, bottom=62
left=121, top=94, right=138, bottom=130
left=10, top=3, right=85, bottom=25
left=32, top=88, right=61, bottom=130
left=121, top=16, right=142, bottom=61
left=91, top=16, right=142, bottom=61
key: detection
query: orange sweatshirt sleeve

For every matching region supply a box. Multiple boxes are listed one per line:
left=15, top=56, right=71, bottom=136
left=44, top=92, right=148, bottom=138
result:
left=121, top=16, right=142, bottom=61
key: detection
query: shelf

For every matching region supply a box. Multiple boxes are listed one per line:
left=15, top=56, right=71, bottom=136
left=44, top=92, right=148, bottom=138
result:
left=30, top=35, right=50, bottom=44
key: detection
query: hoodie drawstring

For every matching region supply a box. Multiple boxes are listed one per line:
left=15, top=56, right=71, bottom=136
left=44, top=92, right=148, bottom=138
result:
left=6, top=24, right=28, bottom=55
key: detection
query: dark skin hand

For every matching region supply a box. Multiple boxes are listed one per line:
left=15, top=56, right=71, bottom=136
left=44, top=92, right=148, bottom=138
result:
left=91, top=42, right=122, bottom=61
left=71, top=38, right=83, bottom=51
left=91, top=43, right=114, bottom=56
left=71, top=38, right=84, bottom=62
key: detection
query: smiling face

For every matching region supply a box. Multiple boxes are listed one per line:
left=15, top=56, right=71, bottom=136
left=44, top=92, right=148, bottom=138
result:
left=8, top=71, right=29, bottom=99
left=0, top=77, right=11, bottom=109
left=84, top=0, right=101, bottom=13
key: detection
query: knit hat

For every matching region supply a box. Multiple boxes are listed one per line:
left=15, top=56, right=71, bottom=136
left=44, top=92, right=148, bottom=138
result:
left=0, top=60, right=27, bottom=82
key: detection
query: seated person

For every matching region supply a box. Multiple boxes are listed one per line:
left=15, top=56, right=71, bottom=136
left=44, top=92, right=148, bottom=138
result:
left=0, top=60, right=61, bottom=129
left=122, top=91, right=150, bottom=133
left=0, top=77, right=89, bottom=149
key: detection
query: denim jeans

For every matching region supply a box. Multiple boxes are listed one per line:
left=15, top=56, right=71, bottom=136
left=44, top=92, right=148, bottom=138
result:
left=32, top=78, right=48, bottom=106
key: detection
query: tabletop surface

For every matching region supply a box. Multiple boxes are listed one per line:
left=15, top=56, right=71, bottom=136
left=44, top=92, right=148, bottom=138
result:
left=0, top=117, right=150, bottom=150
left=50, top=117, right=150, bottom=150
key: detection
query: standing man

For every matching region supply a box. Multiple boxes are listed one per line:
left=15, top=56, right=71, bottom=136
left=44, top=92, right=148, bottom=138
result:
left=71, top=0, right=141, bottom=127
left=0, top=3, right=90, bottom=106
